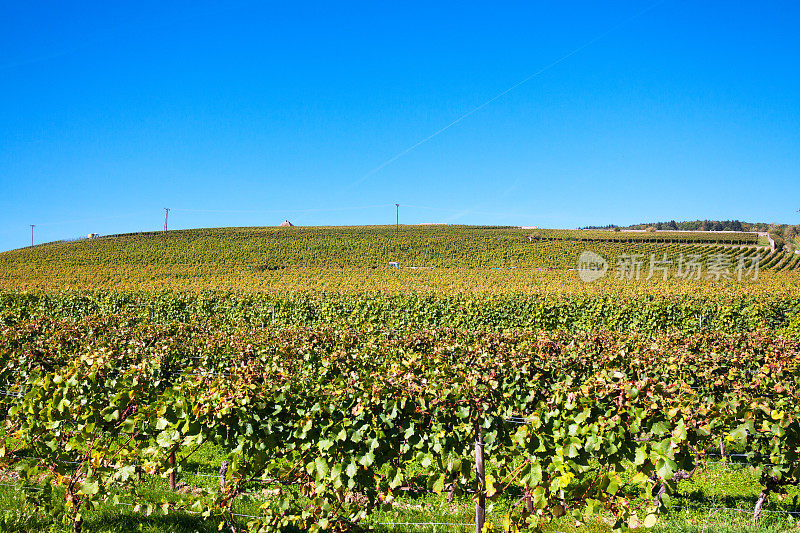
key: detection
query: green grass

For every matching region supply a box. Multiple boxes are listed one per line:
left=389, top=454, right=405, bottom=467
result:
left=0, top=478, right=218, bottom=533
left=3, top=456, right=800, bottom=532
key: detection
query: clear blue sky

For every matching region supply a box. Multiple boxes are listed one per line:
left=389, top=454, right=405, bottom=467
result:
left=1, top=1, right=798, bottom=251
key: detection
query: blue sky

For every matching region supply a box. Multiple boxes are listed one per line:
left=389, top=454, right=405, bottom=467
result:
left=1, top=1, right=798, bottom=251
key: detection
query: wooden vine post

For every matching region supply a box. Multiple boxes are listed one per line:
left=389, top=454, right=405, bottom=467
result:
left=475, top=425, right=485, bottom=533
left=169, top=449, right=177, bottom=491
left=219, top=460, right=229, bottom=492
left=753, top=488, right=768, bottom=524
left=524, top=485, right=533, bottom=513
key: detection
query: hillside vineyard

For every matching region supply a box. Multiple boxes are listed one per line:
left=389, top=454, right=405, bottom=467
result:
left=1, top=225, right=799, bottom=532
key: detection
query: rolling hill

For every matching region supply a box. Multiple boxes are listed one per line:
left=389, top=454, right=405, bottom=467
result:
left=1, top=225, right=797, bottom=292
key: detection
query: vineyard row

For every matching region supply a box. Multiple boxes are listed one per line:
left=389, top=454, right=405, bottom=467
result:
left=1, top=319, right=799, bottom=531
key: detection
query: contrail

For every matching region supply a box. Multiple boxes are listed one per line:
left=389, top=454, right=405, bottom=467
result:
left=347, top=0, right=668, bottom=189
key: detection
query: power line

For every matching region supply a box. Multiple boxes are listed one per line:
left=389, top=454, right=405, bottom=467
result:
left=402, top=204, right=523, bottom=219
left=172, top=204, right=393, bottom=215
left=2, top=202, right=530, bottom=252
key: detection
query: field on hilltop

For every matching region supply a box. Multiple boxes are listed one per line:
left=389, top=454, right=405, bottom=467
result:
left=1, top=224, right=797, bottom=292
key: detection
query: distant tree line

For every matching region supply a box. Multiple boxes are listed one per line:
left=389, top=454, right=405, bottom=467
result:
left=581, top=220, right=799, bottom=252
left=623, top=220, right=748, bottom=231
left=579, top=224, right=620, bottom=230
left=585, top=220, right=795, bottom=235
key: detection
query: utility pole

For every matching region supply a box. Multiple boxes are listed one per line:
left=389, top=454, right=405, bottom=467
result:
left=395, top=203, right=399, bottom=235
left=30, top=224, right=35, bottom=247
left=164, top=208, right=169, bottom=233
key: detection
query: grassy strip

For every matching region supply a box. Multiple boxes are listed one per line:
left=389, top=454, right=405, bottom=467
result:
left=3, top=450, right=800, bottom=532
